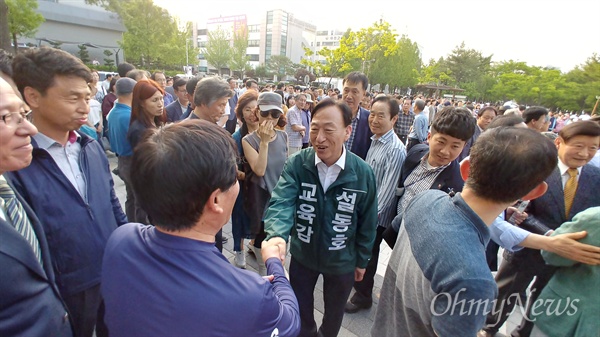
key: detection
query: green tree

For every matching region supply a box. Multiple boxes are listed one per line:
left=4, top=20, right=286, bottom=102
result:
left=48, top=40, right=62, bottom=50
left=229, top=25, right=250, bottom=78
left=370, top=34, right=421, bottom=92
left=300, top=47, right=324, bottom=76
left=441, top=42, right=493, bottom=100
left=254, top=65, right=272, bottom=80
left=313, top=29, right=363, bottom=79
left=562, top=54, right=600, bottom=112
left=419, top=58, right=453, bottom=86
left=117, top=0, right=179, bottom=68
left=295, top=68, right=316, bottom=83
left=348, top=20, right=398, bottom=80
left=6, top=0, right=44, bottom=53
left=267, top=55, right=295, bottom=77
left=77, top=44, right=91, bottom=64
left=0, top=0, right=11, bottom=51
left=203, top=26, right=230, bottom=75
left=103, top=49, right=114, bottom=69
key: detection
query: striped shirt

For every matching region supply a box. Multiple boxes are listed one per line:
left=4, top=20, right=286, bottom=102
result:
left=285, top=105, right=304, bottom=148
left=345, top=111, right=360, bottom=152
left=396, top=154, right=449, bottom=220
left=365, top=129, right=406, bottom=228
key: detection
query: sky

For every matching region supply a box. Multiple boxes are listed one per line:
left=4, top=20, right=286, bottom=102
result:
left=153, top=0, right=600, bottom=72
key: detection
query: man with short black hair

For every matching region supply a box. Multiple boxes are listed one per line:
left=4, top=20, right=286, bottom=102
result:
left=9, top=47, right=126, bottom=337
left=523, top=106, right=549, bottom=132
left=101, top=120, right=300, bottom=337
left=117, top=62, right=135, bottom=78
left=264, top=100, right=378, bottom=337
left=373, top=127, right=558, bottom=337
left=165, top=78, right=188, bottom=123
left=107, top=78, right=140, bottom=222
left=342, top=71, right=373, bottom=160
left=180, top=77, right=200, bottom=120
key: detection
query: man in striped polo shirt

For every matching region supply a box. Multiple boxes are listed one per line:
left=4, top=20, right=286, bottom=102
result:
left=345, top=95, right=407, bottom=313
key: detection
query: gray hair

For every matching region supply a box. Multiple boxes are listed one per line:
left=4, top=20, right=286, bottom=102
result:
left=193, top=76, right=234, bottom=107
left=414, top=99, right=426, bottom=112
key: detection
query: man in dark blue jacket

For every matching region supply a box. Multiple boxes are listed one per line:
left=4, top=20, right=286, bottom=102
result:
left=0, top=73, right=73, bottom=337
left=342, top=71, right=373, bottom=160
left=8, top=47, right=126, bottom=337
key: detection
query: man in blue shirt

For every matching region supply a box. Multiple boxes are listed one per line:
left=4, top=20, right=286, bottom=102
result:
left=107, top=77, right=140, bottom=222
left=102, top=120, right=300, bottom=337
left=406, top=99, right=429, bottom=151
left=372, top=127, right=558, bottom=337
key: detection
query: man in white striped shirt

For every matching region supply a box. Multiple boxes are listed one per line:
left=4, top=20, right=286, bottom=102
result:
left=345, top=95, right=406, bottom=313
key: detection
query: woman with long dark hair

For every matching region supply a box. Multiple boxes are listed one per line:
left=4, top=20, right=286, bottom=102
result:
left=128, top=79, right=165, bottom=150
left=127, top=79, right=165, bottom=224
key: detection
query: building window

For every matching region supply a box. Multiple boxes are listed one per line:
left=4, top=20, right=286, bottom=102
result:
left=267, top=11, right=273, bottom=24
left=248, top=54, right=259, bottom=61
left=248, top=39, right=259, bottom=47
left=317, top=30, right=328, bottom=36
left=197, top=29, right=207, bottom=35
left=198, top=41, right=207, bottom=48
left=317, top=42, right=321, bottom=47
left=248, top=24, right=260, bottom=33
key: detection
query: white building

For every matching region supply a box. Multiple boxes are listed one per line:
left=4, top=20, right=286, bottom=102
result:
left=193, top=9, right=319, bottom=76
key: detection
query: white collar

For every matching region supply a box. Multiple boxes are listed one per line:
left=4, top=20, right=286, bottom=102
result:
left=315, top=146, right=346, bottom=170
left=557, top=158, right=582, bottom=176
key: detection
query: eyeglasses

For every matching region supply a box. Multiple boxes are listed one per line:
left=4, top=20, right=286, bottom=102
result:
left=1, top=110, right=31, bottom=127
left=259, top=109, right=282, bottom=119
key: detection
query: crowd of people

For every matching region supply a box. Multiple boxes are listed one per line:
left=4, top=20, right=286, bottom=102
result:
left=1, top=46, right=599, bottom=337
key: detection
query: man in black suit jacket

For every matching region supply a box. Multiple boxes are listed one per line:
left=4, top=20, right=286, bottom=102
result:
left=481, top=121, right=600, bottom=337
left=0, top=75, right=72, bottom=336
left=341, top=71, right=373, bottom=160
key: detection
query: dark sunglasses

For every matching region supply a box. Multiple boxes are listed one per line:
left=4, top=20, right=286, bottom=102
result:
left=259, top=109, right=282, bottom=119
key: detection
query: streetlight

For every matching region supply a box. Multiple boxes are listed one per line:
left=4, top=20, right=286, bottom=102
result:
left=186, top=38, right=190, bottom=67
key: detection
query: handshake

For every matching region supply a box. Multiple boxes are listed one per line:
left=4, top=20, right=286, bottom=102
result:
left=261, top=237, right=287, bottom=265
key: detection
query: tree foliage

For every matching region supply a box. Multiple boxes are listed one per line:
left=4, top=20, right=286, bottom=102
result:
left=295, top=68, right=316, bottom=83
left=203, top=26, right=230, bottom=75
left=229, top=25, right=250, bottom=78
left=85, top=0, right=191, bottom=70
left=267, top=55, right=295, bottom=77
left=77, top=44, right=91, bottom=64
left=103, top=49, right=114, bottom=69
left=6, top=0, right=44, bottom=53
left=0, top=0, right=11, bottom=51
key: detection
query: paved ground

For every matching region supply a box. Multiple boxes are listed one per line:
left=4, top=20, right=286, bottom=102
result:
left=107, top=152, right=524, bottom=336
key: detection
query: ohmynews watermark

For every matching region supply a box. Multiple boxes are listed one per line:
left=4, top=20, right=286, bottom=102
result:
left=430, top=288, right=580, bottom=326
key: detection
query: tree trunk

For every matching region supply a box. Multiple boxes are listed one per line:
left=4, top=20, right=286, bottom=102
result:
left=0, top=0, right=11, bottom=52
left=12, top=32, right=17, bottom=54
